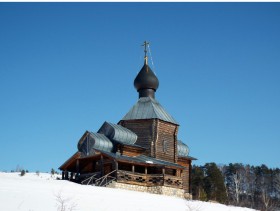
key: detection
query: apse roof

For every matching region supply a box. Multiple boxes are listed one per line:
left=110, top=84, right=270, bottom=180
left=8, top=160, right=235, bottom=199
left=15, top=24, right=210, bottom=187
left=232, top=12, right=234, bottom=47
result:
left=98, top=121, right=137, bottom=145
left=122, top=97, right=178, bottom=125
left=78, top=132, right=113, bottom=155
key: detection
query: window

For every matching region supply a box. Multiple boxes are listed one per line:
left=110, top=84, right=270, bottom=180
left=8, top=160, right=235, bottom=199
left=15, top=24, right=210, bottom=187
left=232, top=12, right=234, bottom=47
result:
left=163, top=140, right=167, bottom=153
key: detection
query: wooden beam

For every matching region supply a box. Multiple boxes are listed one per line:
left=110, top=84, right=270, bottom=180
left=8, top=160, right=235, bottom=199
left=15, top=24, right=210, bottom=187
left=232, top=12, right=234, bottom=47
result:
left=76, top=159, right=79, bottom=174
left=65, top=171, right=69, bottom=180
left=115, top=160, right=118, bottom=179
left=70, top=172, right=74, bottom=180
left=115, top=160, right=118, bottom=170
left=92, top=161, right=96, bottom=172
left=101, top=155, right=104, bottom=177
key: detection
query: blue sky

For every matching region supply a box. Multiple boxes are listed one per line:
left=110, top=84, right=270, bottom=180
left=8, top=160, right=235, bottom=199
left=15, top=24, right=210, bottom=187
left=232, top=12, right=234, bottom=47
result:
left=0, top=3, right=279, bottom=172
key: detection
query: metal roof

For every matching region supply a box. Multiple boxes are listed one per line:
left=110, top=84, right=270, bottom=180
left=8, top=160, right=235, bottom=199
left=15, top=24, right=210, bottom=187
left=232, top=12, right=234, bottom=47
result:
left=114, top=141, right=147, bottom=150
left=78, top=132, right=113, bottom=155
left=177, top=140, right=189, bottom=157
left=98, top=121, right=137, bottom=145
left=99, top=150, right=184, bottom=169
left=122, top=97, right=178, bottom=125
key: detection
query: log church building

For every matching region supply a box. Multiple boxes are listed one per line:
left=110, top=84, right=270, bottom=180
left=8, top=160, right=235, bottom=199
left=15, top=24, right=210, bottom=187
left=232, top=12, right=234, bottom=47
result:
left=59, top=42, right=196, bottom=198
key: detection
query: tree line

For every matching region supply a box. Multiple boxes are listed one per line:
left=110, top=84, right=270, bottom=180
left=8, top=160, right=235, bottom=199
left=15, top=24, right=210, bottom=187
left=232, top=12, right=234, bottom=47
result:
left=191, top=163, right=280, bottom=211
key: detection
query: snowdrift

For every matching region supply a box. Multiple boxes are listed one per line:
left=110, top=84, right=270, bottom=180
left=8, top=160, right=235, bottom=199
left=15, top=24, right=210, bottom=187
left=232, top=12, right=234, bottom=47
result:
left=0, top=172, right=257, bottom=211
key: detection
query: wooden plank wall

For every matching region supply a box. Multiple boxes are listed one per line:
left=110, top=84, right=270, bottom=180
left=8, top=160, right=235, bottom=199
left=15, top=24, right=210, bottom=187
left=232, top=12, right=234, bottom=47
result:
left=155, top=120, right=178, bottom=163
left=120, top=119, right=179, bottom=163
left=177, top=158, right=191, bottom=193
left=119, top=120, right=155, bottom=156
left=121, top=146, right=144, bottom=157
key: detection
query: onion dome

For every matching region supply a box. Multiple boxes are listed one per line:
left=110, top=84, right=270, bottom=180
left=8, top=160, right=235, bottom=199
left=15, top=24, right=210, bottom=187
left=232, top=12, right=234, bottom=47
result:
left=134, top=64, right=159, bottom=98
left=177, top=140, right=189, bottom=157
left=134, top=41, right=159, bottom=99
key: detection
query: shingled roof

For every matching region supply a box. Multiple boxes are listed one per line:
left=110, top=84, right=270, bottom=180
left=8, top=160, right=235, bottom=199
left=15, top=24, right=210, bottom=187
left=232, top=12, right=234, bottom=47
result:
left=122, top=97, right=178, bottom=125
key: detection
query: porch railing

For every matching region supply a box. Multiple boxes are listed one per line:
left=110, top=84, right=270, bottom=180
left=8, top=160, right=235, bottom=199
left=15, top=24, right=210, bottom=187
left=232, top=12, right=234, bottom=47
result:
left=81, top=172, right=100, bottom=185
left=117, top=170, right=182, bottom=188
left=95, top=170, right=117, bottom=187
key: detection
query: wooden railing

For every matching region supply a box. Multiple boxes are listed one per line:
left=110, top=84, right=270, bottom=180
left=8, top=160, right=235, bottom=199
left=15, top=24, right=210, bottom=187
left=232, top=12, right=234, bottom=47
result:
left=117, top=170, right=182, bottom=188
left=164, top=174, right=183, bottom=189
left=81, top=172, right=101, bottom=185
left=95, top=170, right=117, bottom=187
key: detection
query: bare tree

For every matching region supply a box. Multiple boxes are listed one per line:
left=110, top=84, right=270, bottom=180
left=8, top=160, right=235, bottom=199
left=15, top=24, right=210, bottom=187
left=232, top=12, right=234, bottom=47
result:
left=244, top=165, right=256, bottom=208
left=259, top=172, right=274, bottom=211
left=224, top=163, right=246, bottom=206
left=55, top=191, right=77, bottom=211
left=185, top=200, right=201, bottom=211
left=232, top=170, right=242, bottom=205
left=274, top=173, right=280, bottom=199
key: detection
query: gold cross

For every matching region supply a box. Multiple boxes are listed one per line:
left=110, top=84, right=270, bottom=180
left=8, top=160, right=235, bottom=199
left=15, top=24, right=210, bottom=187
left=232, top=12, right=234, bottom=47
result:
left=142, top=41, right=149, bottom=64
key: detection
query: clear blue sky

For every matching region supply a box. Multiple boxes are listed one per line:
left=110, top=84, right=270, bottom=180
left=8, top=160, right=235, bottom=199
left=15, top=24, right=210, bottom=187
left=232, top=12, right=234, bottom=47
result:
left=0, top=3, right=279, bottom=172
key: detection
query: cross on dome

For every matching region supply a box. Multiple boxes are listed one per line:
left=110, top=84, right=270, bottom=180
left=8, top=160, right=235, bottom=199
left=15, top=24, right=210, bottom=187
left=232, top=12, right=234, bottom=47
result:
left=142, top=41, right=150, bottom=65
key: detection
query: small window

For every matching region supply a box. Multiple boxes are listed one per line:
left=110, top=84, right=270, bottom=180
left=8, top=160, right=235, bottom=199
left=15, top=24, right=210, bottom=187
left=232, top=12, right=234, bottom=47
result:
left=163, top=140, right=167, bottom=153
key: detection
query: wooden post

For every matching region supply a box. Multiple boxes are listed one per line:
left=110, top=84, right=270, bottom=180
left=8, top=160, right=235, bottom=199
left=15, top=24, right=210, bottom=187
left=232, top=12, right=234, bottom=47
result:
left=70, top=172, right=74, bottom=180
left=76, top=159, right=79, bottom=174
left=65, top=171, right=69, bottom=180
left=115, top=161, right=118, bottom=171
left=115, top=160, right=118, bottom=179
left=132, top=165, right=135, bottom=173
left=189, top=160, right=192, bottom=193
left=100, top=155, right=104, bottom=176
left=62, top=171, right=65, bottom=180
left=145, top=167, right=147, bottom=175
left=92, top=161, right=96, bottom=172
left=162, top=168, right=165, bottom=186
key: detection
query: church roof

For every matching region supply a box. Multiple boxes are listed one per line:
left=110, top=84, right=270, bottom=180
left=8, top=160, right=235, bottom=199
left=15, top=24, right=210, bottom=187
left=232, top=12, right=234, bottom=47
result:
left=78, top=132, right=113, bottom=155
left=122, top=97, right=178, bottom=125
left=99, top=150, right=185, bottom=169
left=98, top=121, right=137, bottom=145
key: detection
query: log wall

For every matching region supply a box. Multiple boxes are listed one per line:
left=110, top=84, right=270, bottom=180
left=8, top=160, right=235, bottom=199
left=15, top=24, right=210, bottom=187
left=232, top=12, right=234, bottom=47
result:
left=155, top=120, right=178, bottom=163
left=119, top=119, right=179, bottom=163
left=121, top=146, right=144, bottom=157
left=177, top=158, right=191, bottom=193
left=119, top=119, right=155, bottom=156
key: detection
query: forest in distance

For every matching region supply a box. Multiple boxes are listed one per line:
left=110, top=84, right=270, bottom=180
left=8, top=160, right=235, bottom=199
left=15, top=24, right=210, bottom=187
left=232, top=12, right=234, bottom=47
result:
left=191, top=163, right=280, bottom=211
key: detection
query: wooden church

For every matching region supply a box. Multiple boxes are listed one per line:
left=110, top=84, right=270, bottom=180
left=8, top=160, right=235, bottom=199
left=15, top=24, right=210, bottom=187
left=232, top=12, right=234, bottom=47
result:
left=59, top=42, right=196, bottom=198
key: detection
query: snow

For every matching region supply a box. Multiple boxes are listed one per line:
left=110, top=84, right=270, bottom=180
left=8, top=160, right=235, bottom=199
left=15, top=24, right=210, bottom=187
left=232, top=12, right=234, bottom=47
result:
left=0, top=172, right=257, bottom=211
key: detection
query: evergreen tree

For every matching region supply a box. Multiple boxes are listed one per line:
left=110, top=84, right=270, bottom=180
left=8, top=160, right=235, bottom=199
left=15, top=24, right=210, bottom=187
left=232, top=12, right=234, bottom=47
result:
left=20, top=169, right=25, bottom=176
left=191, top=165, right=207, bottom=201
left=203, top=163, right=228, bottom=204
left=51, top=168, right=55, bottom=175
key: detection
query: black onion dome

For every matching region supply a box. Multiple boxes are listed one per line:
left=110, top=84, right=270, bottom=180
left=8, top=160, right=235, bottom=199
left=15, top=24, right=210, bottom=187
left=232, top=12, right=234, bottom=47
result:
left=134, top=64, right=159, bottom=92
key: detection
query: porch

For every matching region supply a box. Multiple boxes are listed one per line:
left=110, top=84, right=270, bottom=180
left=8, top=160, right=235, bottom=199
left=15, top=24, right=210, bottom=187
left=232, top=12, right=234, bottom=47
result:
left=60, top=152, right=184, bottom=190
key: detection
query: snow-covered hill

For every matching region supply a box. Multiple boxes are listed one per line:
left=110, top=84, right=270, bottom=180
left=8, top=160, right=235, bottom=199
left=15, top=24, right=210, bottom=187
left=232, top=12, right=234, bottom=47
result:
left=0, top=172, right=257, bottom=211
